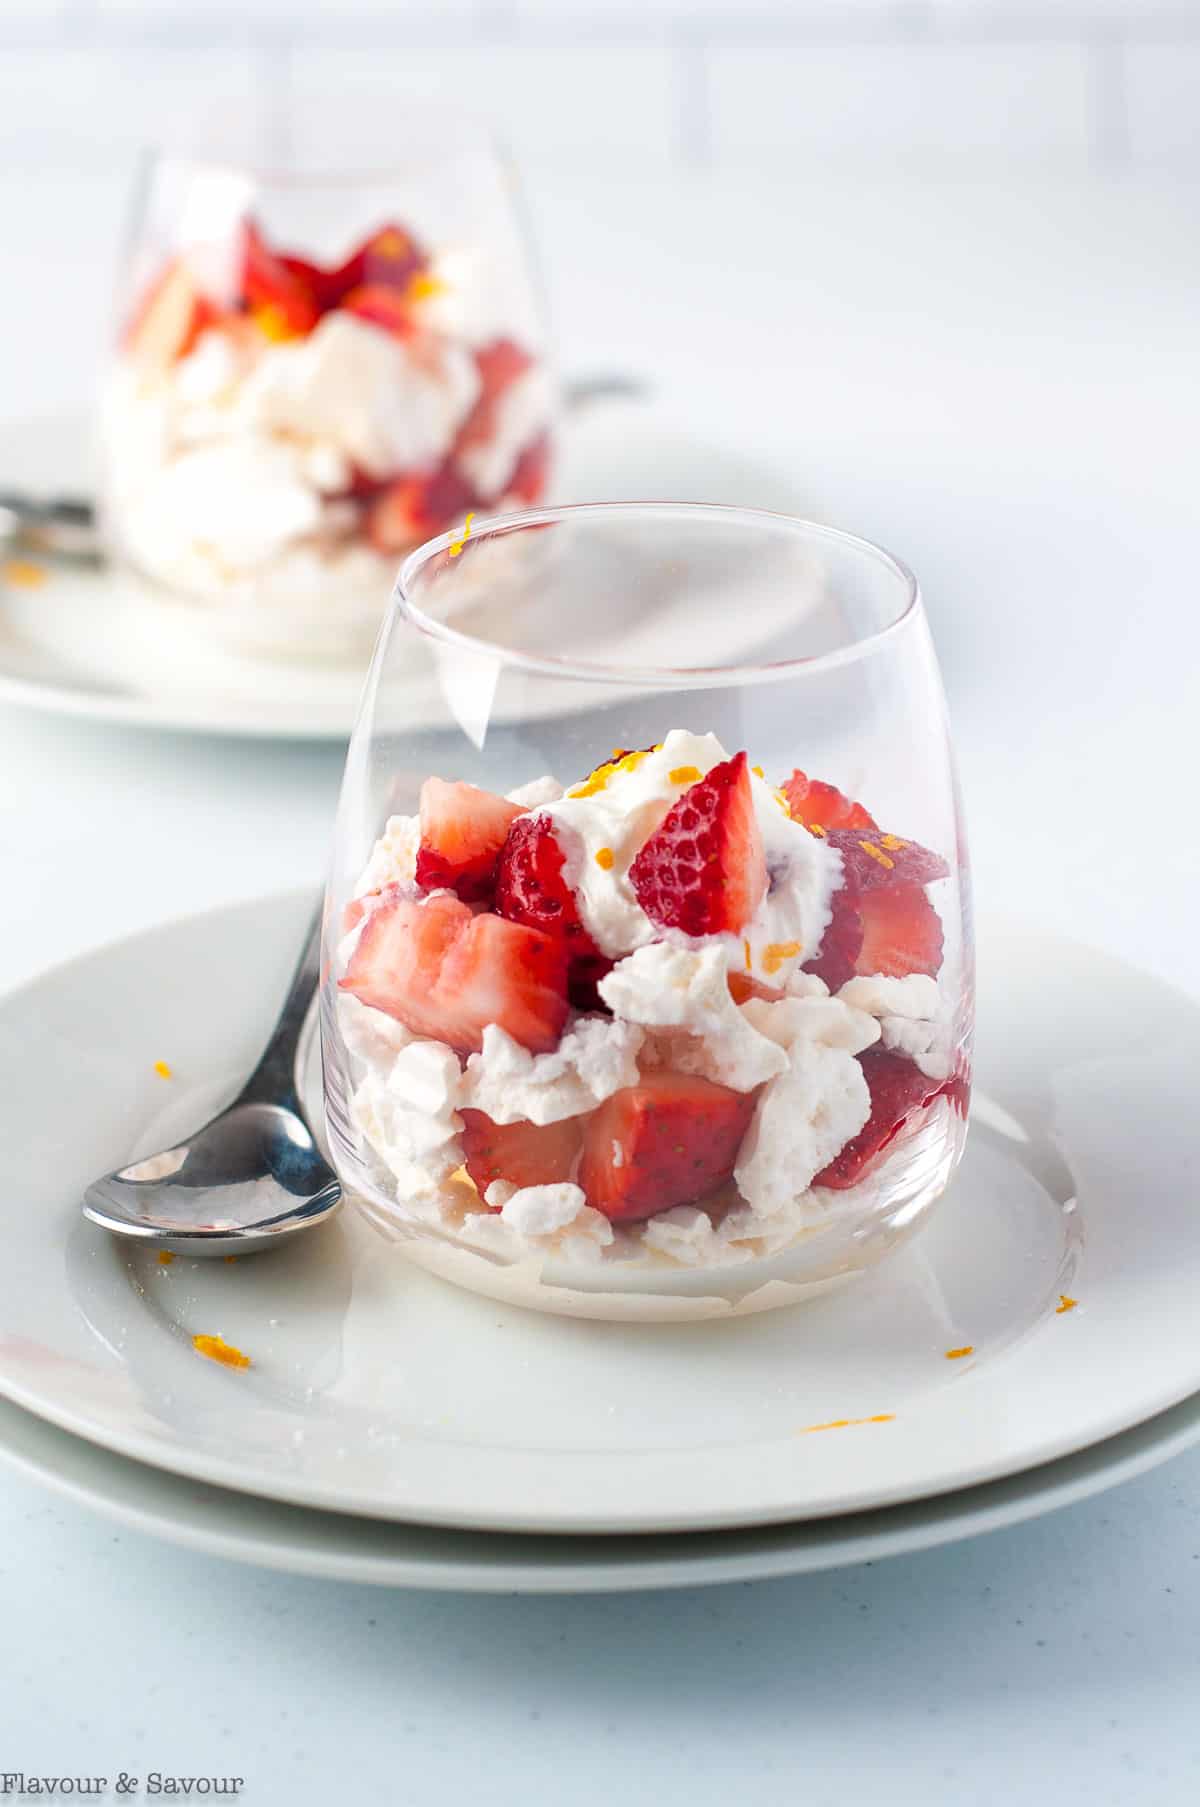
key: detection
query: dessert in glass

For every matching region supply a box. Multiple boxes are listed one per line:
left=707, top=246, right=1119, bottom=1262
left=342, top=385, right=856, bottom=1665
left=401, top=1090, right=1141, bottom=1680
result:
left=321, top=504, right=972, bottom=1321
left=98, top=143, right=556, bottom=658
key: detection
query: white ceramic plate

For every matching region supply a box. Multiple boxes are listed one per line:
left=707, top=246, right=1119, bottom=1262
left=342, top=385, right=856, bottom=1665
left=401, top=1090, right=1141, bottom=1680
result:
left=0, top=407, right=809, bottom=741
left=2, top=1385, right=1199, bottom=1594
left=2, top=892, right=1199, bottom=1535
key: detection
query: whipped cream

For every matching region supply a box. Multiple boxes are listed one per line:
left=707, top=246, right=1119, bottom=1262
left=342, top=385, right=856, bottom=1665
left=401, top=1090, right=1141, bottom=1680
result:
left=240, top=313, right=479, bottom=479
left=540, top=729, right=841, bottom=980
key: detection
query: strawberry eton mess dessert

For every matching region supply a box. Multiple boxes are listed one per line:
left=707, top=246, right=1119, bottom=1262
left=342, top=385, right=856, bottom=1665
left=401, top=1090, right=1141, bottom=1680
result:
left=100, top=217, right=552, bottom=648
left=332, top=731, right=969, bottom=1304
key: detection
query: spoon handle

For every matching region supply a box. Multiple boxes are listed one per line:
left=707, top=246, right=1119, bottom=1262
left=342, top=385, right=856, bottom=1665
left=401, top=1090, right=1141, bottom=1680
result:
left=234, top=900, right=324, bottom=1110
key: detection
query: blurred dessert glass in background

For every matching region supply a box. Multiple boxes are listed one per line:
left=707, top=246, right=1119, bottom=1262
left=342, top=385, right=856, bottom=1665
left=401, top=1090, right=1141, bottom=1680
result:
left=98, top=138, right=557, bottom=659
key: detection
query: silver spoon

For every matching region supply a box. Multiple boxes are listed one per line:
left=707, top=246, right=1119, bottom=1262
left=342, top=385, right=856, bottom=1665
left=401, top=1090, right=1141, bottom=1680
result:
left=82, top=905, right=342, bottom=1256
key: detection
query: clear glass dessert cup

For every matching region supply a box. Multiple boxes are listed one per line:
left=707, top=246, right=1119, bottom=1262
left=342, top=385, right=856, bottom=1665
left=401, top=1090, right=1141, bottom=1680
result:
left=97, top=136, right=557, bottom=661
left=321, top=503, right=973, bottom=1322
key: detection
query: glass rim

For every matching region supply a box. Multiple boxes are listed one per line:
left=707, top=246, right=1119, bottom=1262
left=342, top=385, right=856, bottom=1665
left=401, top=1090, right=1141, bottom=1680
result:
left=137, top=123, right=507, bottom=191
left=394, top=501, right=922, bottom=687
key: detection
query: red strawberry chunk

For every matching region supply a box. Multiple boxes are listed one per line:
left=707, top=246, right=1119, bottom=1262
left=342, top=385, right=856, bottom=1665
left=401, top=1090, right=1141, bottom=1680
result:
left=629, top=752, right=767, bottom=938
left=318, top=223, right=428, bottom=309
left=494, top=816, right=610, bottom=1010
left=452, top=337, right=536, bottom=471
left=339, top=283, right=415, bottom=339
left=339, top=892, right=568, bottom=1055
left=727, top=970, right=786, bottom=1005
left=802, top=888, right=865, bottom=990
left=122, top=259, right=223, bottom=373
left=856, top=883, right=944, bottom=978
left=814, top=1048, right=952, bottom=1189
left=238, top=219, right=319, bottom=336
left=579, top=1072, right=758, bottom=1224
left=821, top=828, right=949, bottom=893
left=781, top=771, right=877, bottom=831
left=461, top=1110, right=581, bottom=1198
left=365, top=461, right=477, bottom=555
left=415, top=778, right=522, bottom=903
left=507, top=431, right=552, bottom=504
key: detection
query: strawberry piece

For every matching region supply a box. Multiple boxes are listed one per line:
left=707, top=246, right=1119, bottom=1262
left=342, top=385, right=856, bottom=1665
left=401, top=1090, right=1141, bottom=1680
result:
left=802, top=888, right=865, bottom=990
left=507, top=431, right=552, bottom=505
left=821, top=828, right=949, bottom=893
left=414, top=778, right=522, bottom=903
left=452, top=338, right=537, bottom=470
left=365, top=461, right=477, bottom=555
left=122, top=259, right=222, bottom=374
left=814, top=1048, right=952, bottom=1190
left=238, top=220, right=319, bottom=337
left=460, top=1110, right=581, bottom=1198
left=629, top=752, right=767, bottom=938
left=339, top=891, right=568, bottom=1055
left=321, top=224, right=427, bottom=308
left=494, top=815, right=613, bottom=1009
left=727, top=970, right=787, bottom=1005
left=579, top=1072, right=758, bottom=1224
left=855, top=883, right=944, bottom=978
left=781, top=771, right=877, bottom=832
left=339, top=283, right=415, bottom=339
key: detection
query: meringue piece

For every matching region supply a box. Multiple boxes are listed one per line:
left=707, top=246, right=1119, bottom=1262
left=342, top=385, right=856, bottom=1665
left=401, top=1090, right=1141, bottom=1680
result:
left=462, top=1017, right=644, bottom=1126
left=598, top=943, right=787, bottom=1093
left=734, top=1039, right=872, bottom=1215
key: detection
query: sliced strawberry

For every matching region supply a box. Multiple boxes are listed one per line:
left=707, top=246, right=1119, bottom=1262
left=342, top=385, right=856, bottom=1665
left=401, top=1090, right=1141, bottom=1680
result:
left=494, top=815, right=612, bottom=1009
left=452, top=337, right=536, bottom=465
left=460, top=1110, right=581, bottom=1198
left=579, top=1072, right=757, bottom=1224
left=122, top=259, right=222, bottom=373
left=781, top=771, right=877, bottom=832
left=856, top=883, right=944, bottom=978
left=821, top=828, right=949, bottom=893
left=339, top=892, right=568, bottom=1055
left=629, top=751, right=767, bottom=938
left=339, top=283, right=415, bottom=339
left=727, top=970, right=786, bottom=1005
left=802, top=888, right=865, bottom=990
left=414, top=778, right=522, bottom=903
left=238, top=219, right=319, bottom=337
left=321, top=224, right=427, bottom=308
left=814, top=1048, right=951, bottom=1190
left=506, top=431, right=552, bottom=505
left=365, top=461, right=477, bottom=555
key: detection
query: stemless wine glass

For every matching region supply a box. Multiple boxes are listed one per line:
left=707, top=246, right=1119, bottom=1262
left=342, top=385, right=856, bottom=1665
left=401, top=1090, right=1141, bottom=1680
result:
left=97, top=130, right=556, bottom=660
left=321, top=503, right=973, bottom=1323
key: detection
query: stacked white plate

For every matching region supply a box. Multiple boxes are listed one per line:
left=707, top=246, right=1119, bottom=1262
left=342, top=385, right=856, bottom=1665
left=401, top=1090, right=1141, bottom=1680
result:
left=2, top=891, right=1200, bottom=1592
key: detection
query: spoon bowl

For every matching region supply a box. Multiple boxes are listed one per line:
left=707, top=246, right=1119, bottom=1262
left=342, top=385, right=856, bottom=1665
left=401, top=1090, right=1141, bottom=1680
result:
left=82, top=905, right=342, bottom=1256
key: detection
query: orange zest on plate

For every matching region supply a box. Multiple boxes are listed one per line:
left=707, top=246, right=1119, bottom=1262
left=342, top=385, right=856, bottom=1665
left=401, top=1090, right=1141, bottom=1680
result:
left=799, top=1413, right=895, bottom=1435
left=192, top=1333, right=251, bottom=1369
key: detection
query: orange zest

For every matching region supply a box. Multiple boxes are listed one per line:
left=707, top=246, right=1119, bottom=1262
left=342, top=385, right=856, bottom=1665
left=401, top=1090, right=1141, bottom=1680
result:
left=193, top=1334, right=250, bottom=1370
left=762, top=941, right=802, bottom=975
left=594, top=847, right=615, bottom=870
left=945, top=1345, right=974, bottom=1360
left=1056, top=1294, right=1078, bottom=1314
left=668, top=765, right=701, bottom=786
left=3, top=559, right=48, bottom=589
left=157, top=1250, right=175, bottom=1267
left=858, top=839, right=896, bottom=871
left=448, top=512, right=475, bottom=557
left=800, top=1414, right=895, bottom=1435
left=153, top=1060, right=173, bottom=1079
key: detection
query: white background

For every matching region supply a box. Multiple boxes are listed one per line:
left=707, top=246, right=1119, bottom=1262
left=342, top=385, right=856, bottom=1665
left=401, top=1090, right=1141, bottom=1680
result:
left=1, top=4, right=1200, bottom=1804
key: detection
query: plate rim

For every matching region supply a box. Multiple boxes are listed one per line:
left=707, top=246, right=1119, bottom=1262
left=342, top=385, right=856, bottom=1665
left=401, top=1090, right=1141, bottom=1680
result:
left=1, top=1382, right=1198, bottom=1593
left=4, top=890, right=1200, bottom=1535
